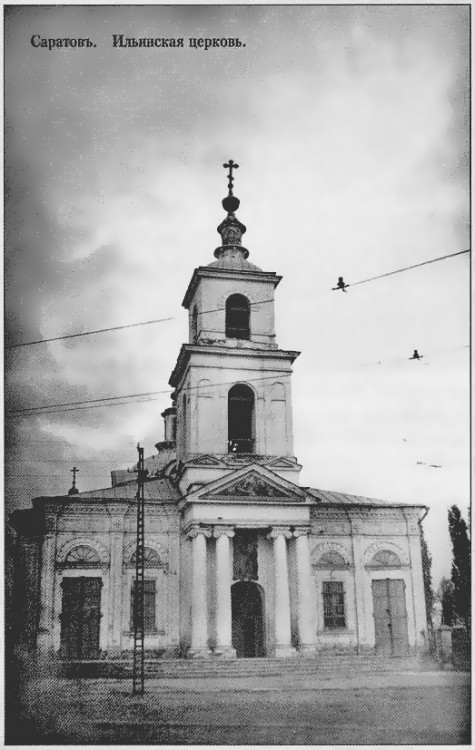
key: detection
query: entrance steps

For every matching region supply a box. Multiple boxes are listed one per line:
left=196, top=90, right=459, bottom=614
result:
left=60, top=653, right=439, bottom=680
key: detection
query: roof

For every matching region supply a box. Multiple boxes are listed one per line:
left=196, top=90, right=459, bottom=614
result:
left=32, top=477, right=180, bottom=504
left=305, top=487, right=426, bottom=509
left=143, top=450, right=176, bottom=476
left=207, top=256, right=263, bottom=272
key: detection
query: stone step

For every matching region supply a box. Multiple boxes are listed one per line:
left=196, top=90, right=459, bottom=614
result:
left=60, top=654, right=439, bottom=679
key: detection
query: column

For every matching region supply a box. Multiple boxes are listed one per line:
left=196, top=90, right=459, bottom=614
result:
left=404, top=509, right=428, bottom=653
left=294, top=528, right=316, bottom=655
left=37, top=532, right=56, bottom=657
left=109, top=507, right=125, bottom=654
left=213, top=526, right=236, bottom=658
left=188, top=526, right=211, bottom=658
left=268, top=526, right=296, bottom=657
left=352, top=530, right=367, bottom=648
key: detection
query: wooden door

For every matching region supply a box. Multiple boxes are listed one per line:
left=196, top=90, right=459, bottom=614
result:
left=60, top=577, right=102, bottom=659
left=232, top=582, right=265, bottom=658
left=372, top=578, right=409, bottom=656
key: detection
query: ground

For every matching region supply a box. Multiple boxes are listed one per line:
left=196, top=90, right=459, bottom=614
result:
left=6, top=669, right=470, bottom=745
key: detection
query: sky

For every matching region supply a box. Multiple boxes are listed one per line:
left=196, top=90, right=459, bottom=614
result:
left=5, top=5, right=469, bottom=586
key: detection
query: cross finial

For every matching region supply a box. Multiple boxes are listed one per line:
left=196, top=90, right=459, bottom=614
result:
left=71, top=466, right=79, bottom=487
left=223, top=160, right=239, bottom=195
left=68, top=466, right=79, bottom=495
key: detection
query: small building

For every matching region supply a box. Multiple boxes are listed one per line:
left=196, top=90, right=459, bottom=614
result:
left=10, top=165, right=429, bottom=661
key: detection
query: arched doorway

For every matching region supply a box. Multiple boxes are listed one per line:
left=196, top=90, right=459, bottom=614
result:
left=231, top=581, right=265, bottom=658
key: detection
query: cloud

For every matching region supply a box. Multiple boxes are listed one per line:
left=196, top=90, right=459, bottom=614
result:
left=4, top=6, right=469, bottom=580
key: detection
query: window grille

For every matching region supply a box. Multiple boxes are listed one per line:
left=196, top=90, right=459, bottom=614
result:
left=130, top=579, right=156, bottom=633
left=322, top=580, right=346, bottom=628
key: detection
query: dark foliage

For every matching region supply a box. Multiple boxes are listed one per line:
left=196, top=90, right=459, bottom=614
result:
left=448, top=505, right=471, bottom=630
left=419, top=521, right=434, bottom=629
left=439, top=576, right=456, bottom=626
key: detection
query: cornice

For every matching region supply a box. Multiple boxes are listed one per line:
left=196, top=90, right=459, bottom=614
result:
left=169, top=344, right=300, bottom=388
left=182, top=266, right=282, bottom=309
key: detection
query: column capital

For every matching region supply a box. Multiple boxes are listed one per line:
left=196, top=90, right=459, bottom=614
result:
left=293, top=526, right=311, bottom=538
left=186, top=524, right=212, bottom=539
left=213, top=525, right=235, bottom=539
left=267, top=525, right=293, bottom=540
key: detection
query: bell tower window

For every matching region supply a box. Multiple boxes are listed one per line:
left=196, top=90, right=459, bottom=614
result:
left=191, top=306, right=198, bottom=344
left=228, top=384, right=255, bottom=454
left=226, top=294, right=250, bottom=340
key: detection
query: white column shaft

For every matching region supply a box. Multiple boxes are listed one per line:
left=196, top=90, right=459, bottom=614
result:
left=295, top=534, right=316, bottom=653
left=190, top=532, right=209, bottom=654
left=215, top=534, right=234, bottom=654
left=109, top=533, right=123, bottom=650
left=273, top=534, right=294, bottom=654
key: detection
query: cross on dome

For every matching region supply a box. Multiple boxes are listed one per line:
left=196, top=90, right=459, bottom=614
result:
left=223, top=159, right=239, bottom=195
left=216, top=159, right=248, bottom=258
left=68, top=466, right=79, bottom=495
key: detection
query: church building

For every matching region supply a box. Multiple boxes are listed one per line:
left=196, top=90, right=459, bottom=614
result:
left=11, top=162, right=429, bottom=663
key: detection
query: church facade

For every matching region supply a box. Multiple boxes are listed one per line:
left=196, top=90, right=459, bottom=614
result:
left=11, top=164, right=429, bottom=662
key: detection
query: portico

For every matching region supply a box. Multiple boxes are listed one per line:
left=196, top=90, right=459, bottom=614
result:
left=182, top=464, right=316, bottom=658
left=185, top=522, right=315, bottom=658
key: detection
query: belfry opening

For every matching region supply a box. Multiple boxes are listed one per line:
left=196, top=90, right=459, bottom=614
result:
left=228, top=384, right=255, bottom=454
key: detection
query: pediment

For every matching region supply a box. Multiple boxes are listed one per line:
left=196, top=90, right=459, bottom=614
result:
left=192, top=465, right=307, bottom=503
left=263, top=456, right=301, bottom=470
left=185, top=454, right=226, bottom=467
left=216, top=475, right=288, bottom=498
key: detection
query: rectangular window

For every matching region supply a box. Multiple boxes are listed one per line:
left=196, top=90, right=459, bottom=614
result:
left=130, top=579, right=156, bottom=633
left=323, top=581, right=346, bottom=628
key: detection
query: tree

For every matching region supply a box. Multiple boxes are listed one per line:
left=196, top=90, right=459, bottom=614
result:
left=439, top=577, right=455, bottom=626
left=419, top=521, right=434, bottom=629
left=448, top=505, right=471, bottom=630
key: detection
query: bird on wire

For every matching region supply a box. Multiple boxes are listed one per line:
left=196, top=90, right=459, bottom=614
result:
left=332, top=277, right=349, bottom=292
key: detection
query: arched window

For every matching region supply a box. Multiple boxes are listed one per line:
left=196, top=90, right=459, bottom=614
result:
left=191, top=306, right=198, bottom=344
left=315, top=551, right=348, bottom=569
left=369, top=550, right=402, bottom=568
left=228, top=384, right=255, bottom=454
left=63, top=545, right=101, bottom=567
left=130, top=547, right=163, bottom=568
left=226, top=294, right=250, bottom=340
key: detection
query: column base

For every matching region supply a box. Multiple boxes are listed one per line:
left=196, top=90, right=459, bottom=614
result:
left=274, top=645, right=297, bottom=658
left=213, top=646, right=236, bottom=659
left=297, top=644, right=317, bottom=656
left=187, top=648, right=212, bottom=659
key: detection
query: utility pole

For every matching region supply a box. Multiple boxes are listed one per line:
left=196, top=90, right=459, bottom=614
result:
left=132, top=443, right=146, bottom=695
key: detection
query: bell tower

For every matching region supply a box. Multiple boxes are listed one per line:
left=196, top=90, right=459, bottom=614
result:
left=169, top=162, right=301, bottom=492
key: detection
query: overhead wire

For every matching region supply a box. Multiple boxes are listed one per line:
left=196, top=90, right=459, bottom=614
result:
left=339, top=249, right=470, bottom=290
left=6, top=248, right=469, bottom=348
left=5, top=297, right=278, bottom=349
left=6, top=341, right=470, bottom=418
left=6, top=317, right=176, bottom=349
left=6, top=373, right=294, bottom=417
